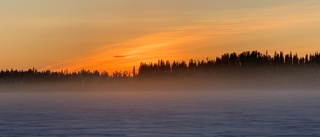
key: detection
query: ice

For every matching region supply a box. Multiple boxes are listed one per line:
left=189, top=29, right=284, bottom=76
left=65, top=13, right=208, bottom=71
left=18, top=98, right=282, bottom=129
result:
left=0, top=91, right=320, bottom=136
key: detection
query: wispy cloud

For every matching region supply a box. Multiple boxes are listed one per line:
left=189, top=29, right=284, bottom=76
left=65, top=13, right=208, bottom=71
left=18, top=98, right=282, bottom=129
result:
left=41, top=1, right=320, bottom=72
left=113, top=55, right=126, bottom=58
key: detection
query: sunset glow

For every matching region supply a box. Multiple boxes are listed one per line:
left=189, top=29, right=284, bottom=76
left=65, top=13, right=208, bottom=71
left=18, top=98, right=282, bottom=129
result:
left=1, top=0, right=320, bottom=72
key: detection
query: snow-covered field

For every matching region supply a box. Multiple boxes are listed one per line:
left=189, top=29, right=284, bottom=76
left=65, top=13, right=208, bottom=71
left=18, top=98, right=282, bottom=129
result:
left=0, top=90, right=319, bottom=136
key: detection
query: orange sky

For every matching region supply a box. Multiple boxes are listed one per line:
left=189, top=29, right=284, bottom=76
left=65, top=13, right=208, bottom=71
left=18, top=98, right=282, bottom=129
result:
left=1, top=0, right=320, bottom=72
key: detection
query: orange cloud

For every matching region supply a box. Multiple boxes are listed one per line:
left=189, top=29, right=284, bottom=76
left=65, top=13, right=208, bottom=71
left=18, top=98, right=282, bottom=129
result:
left=41, top=1, right=320, bottom=73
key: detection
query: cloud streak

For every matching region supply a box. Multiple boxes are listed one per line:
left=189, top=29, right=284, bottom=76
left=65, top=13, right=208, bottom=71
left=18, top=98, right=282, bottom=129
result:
left=114, top=55, right=126, bottom=58
left=39, top=1, right=320, bottom=72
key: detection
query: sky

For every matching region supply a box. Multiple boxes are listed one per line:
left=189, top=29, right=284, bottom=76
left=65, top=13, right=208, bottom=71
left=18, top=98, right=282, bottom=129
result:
left=1, top=0, right=320, bottom=73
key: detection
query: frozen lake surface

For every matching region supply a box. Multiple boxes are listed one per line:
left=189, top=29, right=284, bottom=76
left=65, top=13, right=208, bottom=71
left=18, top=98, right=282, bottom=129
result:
left=0, top=90, right=320, bottom=136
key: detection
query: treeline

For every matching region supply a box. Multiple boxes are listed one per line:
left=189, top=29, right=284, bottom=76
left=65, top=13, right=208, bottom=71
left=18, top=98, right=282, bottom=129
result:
left=0, top=68, right=110, bottom=84
left=138, top=51, right=320, bottom=78
left=1, top=50, right=320, bottom=84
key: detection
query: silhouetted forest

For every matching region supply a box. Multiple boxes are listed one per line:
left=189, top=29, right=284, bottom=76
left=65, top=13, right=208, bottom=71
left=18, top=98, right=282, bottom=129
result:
left=138, top=51, right=320, bottom=77
left=1, top=50, right=320, bottom=90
